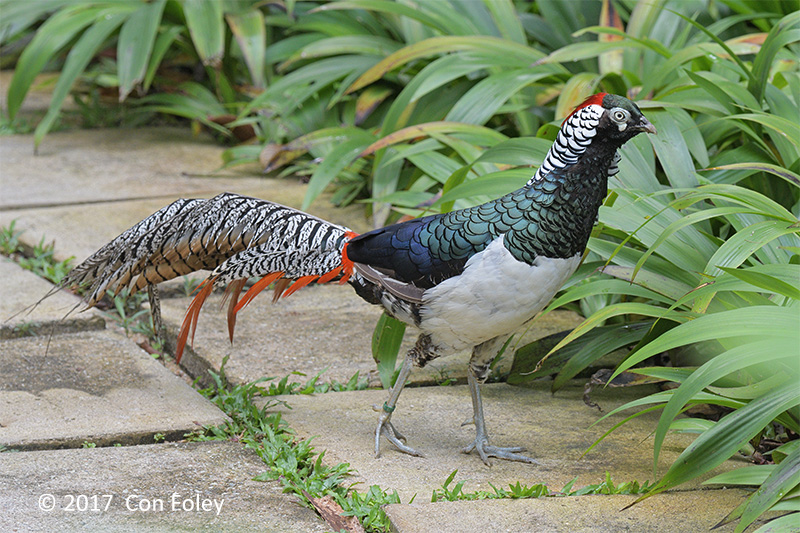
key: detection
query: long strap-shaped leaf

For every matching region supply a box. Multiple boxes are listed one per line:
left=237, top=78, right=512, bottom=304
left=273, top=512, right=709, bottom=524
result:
left=652, top=338, right=797, bottom=468
left=635, top=380, right=800, bottom=504
left=730, top=445, right=800, bottom=533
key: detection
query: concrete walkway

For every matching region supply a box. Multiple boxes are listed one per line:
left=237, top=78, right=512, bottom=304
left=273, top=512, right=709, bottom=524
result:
left=0, top=89, right=768, bottom=531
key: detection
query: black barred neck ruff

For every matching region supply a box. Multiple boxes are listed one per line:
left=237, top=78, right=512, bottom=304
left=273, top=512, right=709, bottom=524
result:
left=526, top=104, right=613, bottom=187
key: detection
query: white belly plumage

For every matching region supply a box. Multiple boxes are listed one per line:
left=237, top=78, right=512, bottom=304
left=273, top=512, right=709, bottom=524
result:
left=419, top=235, right=581, bottom=353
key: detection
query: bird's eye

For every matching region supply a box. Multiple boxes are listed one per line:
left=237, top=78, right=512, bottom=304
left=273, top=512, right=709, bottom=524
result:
left=612, top=110, right=627, bottom=122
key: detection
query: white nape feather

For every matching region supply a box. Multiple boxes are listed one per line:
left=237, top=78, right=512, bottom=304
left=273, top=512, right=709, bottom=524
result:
left=419, top=235, right=581, bottom=354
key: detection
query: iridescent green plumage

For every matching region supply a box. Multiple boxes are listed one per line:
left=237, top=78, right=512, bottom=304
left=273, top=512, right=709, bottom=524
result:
left=347, top=140, right=618, bottom=289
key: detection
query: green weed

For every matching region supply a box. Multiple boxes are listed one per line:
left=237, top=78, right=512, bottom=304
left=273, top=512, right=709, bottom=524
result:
left=192, top=358, right=396, bottom=532
left=562, top=472, right=655, bottom=496
left=0, top=111, right=33, bottom=135
left=432, top=470, right=550, bottom=502
left=432, top=469, right=652, bottom=504
left=337, top=485, right=402, bottom=532
left=12, top=321, right=36, bottom=338
left=431, top=366, right=456, bottom=387
left=260, top=369, right=369, bottom=396
left=106, top=288, right=149, bottom=335
left=0, top=221, right=22, bottom=255
left=7, top=233, right=74, bottom=285
left=180, top=275, right=202, bottom=297
left=129, top=314, right=164, bottom=357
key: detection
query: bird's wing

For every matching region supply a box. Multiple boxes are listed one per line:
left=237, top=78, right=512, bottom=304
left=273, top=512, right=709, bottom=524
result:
left=345, top=191, right=529, bottom=290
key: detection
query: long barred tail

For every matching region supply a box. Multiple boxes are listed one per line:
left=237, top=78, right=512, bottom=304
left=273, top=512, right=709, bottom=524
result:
left=61, top=192, right=357, bottom=361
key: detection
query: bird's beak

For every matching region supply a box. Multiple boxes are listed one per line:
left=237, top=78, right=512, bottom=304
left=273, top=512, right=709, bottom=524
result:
left=636, top=116, right=657, bottom=135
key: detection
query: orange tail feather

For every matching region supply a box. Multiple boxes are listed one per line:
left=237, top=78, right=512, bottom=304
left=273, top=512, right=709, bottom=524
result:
left=221, top=278, right=247, bottom=344
left=282, top=275, right=318, bottom=298
left=317, top=265, right=342, bottom=284
left=234, top=271, right=284, bottom=313
left=271, top=277, right=291, bottom=302
left=339, top=231, right=357, bottom=284
left=175, top=277, right=217, bottom=363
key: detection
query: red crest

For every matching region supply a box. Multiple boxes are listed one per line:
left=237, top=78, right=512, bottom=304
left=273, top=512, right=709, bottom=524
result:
left=562, top=93, right=608, bottom=125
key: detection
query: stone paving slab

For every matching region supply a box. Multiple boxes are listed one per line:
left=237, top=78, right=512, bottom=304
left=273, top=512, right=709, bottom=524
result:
left=383, top=489, right=761, bottom=533
left=0, top=258, right=104, bottom=338
left=265, top=382, right=742, bottom=504
left=159, top=285, right=584, bottom=388
left=0, top=329, right=228, bottom=450
left=0, top=441, right=327, bottom=532
left=1, top=174, right=368, bottom=273
left=0, top=127, right=251, bottom=210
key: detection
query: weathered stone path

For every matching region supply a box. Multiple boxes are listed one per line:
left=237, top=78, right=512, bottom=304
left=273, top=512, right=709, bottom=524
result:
left=0, top=75, right=766, bottom=531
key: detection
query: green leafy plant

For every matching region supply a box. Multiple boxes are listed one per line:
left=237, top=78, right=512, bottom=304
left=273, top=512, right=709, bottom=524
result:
left=703, top=440, right=800, bottom=531
left=431, top=469, right=550, bottom=502
left=193, top=358, right=398, bottom=532
left=431, top=469, right=651, bottom=503
left=1, top=0, right=273, bottom=149
left=563, top=471, right=655, bottom=496
left=129, top=314, right=165, bottom=357
left=179, top=274, right=202, bottom=298
left=258, top=368, right=370, bottom=396
left=11, top=321, right=36, bottom=338
left=0, top=220, right=22, bottom=255
left=13, top=235, right=74, bottom=285
left=338, top=484, right=402, bottom=532
left=106, top=287, right=150, bottom=335
left=500, top=9, right=799, bottom=530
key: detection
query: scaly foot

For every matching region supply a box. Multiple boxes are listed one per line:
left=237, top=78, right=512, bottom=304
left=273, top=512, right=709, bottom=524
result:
left=462, top=435, right=539, bottom=466
left=463, top=368, right=539, bottom=466
left=374, top=406, right=423, bottom=458
left=373, top=352, right=423, bottom=458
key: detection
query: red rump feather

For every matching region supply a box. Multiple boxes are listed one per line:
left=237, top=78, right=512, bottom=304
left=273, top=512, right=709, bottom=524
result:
left=338, top=231, right=358, bottom=284
left=562, top=92, right=608, bottom=125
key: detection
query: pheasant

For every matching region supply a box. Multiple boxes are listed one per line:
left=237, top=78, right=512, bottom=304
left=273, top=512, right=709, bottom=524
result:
left=59, top=93, right=655, bottom=465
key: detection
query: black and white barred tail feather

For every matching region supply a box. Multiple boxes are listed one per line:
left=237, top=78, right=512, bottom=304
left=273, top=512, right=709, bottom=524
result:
left=59, top=198, right=203, bottom=306
left=62, top=193, right=353, bottom=300
left=56, top=192, right=358, bottom=360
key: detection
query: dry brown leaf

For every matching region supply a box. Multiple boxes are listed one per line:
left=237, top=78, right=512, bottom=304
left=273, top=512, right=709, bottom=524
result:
left=302, top=490, right=365, bottom=533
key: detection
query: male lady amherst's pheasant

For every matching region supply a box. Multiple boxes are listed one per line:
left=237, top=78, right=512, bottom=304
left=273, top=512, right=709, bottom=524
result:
left=58, top=93, right=655, bottom=465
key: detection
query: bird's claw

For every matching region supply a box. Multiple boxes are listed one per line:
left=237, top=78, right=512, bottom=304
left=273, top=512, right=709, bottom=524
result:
left=384, top=420, right=407, bottom=443
left=374, top=411, right=423, bottom=458
left=462, top=437, right=539, bottom=466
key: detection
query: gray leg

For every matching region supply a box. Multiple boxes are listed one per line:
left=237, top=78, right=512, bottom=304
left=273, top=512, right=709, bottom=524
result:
left=462, top=369, right=539, bottom=466
left=374, top=352, right=423, bottom=458
left=147, top=285, right=164, bottom=344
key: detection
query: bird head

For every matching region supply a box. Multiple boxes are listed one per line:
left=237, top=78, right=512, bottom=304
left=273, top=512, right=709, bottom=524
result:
left=530, top=93, right=655, bottom=185
left=568, top=92, right=656, bottom=144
